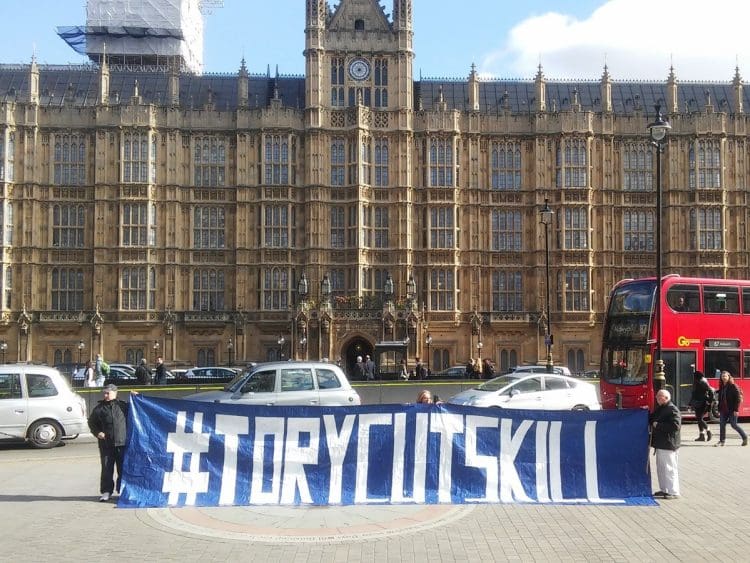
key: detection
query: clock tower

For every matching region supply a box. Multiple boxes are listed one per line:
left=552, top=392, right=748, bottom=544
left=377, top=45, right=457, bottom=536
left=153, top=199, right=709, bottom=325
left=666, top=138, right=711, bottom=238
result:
left=304, top=0, right=414, bottom=115
left=302, top=0, right=416, bottom=358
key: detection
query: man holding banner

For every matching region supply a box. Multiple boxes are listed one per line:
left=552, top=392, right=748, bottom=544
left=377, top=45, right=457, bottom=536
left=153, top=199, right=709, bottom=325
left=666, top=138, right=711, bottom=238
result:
left=650, top=389, right=681, bottom=500
left=88, top=384, right=130, bottom=502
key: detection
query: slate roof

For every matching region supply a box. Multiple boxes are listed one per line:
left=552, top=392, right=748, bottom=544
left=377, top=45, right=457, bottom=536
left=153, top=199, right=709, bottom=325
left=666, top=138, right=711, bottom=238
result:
left=0, top=64, right=744, bottom=115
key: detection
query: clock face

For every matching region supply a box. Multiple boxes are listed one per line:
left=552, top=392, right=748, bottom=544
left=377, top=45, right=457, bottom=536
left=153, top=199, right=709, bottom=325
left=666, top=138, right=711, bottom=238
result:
left=348, top=58, right=371, bottom=81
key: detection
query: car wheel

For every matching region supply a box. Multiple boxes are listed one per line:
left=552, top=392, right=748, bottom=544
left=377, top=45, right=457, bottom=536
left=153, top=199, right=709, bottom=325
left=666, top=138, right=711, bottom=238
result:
left=27, top=420, right=63, bottom=449
left=571, top=405, right=590, bottom=412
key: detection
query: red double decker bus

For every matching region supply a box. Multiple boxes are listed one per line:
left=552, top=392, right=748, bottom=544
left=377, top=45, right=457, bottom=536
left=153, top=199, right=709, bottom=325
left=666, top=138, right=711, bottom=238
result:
left=600, top=275, right=750, bottom=414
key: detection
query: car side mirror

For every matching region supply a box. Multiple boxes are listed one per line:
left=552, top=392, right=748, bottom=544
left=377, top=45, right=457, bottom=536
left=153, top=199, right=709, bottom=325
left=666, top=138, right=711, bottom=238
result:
left=509, top=388, right=520, bottom=397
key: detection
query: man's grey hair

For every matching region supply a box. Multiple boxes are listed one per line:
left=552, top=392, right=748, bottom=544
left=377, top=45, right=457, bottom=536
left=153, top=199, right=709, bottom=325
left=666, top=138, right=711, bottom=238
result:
left=656, top=389, right=671, bottom=401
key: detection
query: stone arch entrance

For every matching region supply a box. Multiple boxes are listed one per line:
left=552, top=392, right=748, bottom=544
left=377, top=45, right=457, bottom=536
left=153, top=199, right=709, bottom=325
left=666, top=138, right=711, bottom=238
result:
left=341, top=336, right=373, bottom=381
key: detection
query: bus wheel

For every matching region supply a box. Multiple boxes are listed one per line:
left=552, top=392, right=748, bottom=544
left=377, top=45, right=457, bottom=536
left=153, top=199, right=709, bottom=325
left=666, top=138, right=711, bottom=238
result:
left=571, top=405, right=590, bottom=412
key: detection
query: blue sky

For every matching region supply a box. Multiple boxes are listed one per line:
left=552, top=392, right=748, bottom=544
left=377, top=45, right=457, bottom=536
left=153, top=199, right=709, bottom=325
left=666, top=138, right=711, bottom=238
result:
left=1, top=0, right=747, bottom=81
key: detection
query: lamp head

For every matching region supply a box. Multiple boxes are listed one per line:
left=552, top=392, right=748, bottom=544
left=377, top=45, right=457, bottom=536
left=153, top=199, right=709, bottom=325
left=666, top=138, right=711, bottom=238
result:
left=540, top=198, right=554, bottom=225
left=321, top=274, right=331, bottom=297
left=647, top=104, right=671, bottom=144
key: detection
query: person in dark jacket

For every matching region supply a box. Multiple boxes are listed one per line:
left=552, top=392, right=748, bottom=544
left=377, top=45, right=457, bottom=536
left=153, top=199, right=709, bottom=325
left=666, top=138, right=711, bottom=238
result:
left=689, top=370, right=713, bottom=442
left=154, top=356, right=167, bottom=385
left=134, top=358, right=152, bottom=385
left=716, top=370, right=747, bottom=447
left=649, top=389, right=681, bottom=499
left=88, top=384, right=130, bottom=501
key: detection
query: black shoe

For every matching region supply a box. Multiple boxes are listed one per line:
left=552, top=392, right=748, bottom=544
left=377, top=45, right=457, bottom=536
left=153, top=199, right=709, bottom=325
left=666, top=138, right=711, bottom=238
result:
left=653, top=491, right=666, bottom=498
left=662, top=494, right=679, bottom=500
left=695, top=435, right=706, bottom=442
left=742, top=438, right=748, bottom=447
left=706, top=430, right=712, bottom=442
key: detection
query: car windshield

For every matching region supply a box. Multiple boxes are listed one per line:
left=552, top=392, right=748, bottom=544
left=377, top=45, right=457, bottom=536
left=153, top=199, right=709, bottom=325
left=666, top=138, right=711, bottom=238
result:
left=475, top=375, right=519, bottom=392
left=224, top=370, right=249, bottom=391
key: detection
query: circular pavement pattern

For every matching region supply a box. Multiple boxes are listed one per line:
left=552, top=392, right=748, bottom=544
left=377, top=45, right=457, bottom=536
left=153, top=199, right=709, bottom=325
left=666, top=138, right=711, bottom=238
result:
left=141, top=504, right=475, bottom=543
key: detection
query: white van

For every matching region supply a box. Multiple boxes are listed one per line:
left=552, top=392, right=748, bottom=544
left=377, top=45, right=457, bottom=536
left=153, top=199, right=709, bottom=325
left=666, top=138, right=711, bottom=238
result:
left=0, top=365, right=88, bottom=448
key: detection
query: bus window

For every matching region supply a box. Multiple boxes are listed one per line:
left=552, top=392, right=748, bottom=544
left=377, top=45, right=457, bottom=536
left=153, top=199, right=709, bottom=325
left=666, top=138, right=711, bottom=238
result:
left=705, top=349, right=741, bottom=380
left=611, top=280, right=654, bottom=314
left=601, top=347, right=648, bottom=385
left=704, top=286, right=739, bottom=314
left=666, top=284, right=700, bottom=312
left=742, top=288, right=750, bottom=314
left=744, top=351, right=750, bottom=379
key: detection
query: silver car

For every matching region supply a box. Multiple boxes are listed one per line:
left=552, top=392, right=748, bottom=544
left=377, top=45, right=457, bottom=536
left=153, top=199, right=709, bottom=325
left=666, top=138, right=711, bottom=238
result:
left=448, top=373, right=600, bottom=411
left=185, top=361, right=361, bottom=407
left=0, top=365, right=88, bottom=448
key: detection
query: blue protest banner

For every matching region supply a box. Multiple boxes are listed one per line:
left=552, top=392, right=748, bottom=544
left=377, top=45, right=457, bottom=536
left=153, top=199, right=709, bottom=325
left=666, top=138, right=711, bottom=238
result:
left=118, top=394, right=653, bottom=508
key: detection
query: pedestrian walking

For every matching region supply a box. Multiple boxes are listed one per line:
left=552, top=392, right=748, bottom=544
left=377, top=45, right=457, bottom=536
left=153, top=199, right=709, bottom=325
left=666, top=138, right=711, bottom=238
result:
left=354, top=356, right=365, bottom=380
left=364, top=355, right=376, bottom=381
left=94, top=353, right=109, bottom=387
left=154, top=356, right=167, bottom=385
left=415, top=357, right=427, bottom=380
left=482, top=358, right=495, bottom=380
left=135, top=358, right=152, bottom=385
left=715, top=370, right=747, bottom=446
left=83, top=360, right=96, bottom=388
left=399, top=358, right=409, bottom=380
left=650, top=388, right=681, bottom=499
left=689, top=370, right=714, bottom=441
left=465, top=358, right=475, bottom=379
left=87, top=384, right=130, bottom=502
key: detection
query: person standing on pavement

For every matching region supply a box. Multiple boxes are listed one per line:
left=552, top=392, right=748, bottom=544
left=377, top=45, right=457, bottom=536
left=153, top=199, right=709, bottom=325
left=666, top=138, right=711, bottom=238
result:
left=134, top=358, right=152, bottom=385
left=689, top=370, right=713, bottom=442
left=399, top=358, right=409, bottom=380
left=94, top=353, right=109, bottom=387
left=154, top=356, right=167, bottom=385
left=465, top=358, right=475, bottom=379
left=83, top=360, right=96, bottom=388
left=715, top=370, right=748, bottom=446
left=364, top=355, right=376, bottom=381
left=650, top=389, right=681, bottom=499
left=87, top=384, right=129, bottom=502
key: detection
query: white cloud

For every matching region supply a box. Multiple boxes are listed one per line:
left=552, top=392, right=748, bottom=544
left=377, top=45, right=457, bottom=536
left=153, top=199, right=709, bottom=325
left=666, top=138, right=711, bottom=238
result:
left=482, top=0, right=750, bottom=81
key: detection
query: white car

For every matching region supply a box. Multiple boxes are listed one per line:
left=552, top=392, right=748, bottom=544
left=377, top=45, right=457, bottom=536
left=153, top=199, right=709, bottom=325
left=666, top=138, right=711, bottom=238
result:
left=448, top=373, right=600, bottom=411
left=0, top=365, right=88, bottom=448
left=185, top=361, right=361, bottom=407
left=509, top=365, right=573, bottom=377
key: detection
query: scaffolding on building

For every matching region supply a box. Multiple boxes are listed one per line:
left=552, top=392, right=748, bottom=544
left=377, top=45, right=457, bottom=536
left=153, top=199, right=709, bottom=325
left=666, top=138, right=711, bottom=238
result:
left=56, top=0, right=223, bottom=74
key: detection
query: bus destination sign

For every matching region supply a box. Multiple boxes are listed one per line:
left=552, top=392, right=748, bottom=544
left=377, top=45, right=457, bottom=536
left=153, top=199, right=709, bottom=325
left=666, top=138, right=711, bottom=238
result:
left=705, top=339, right=740, bottom=348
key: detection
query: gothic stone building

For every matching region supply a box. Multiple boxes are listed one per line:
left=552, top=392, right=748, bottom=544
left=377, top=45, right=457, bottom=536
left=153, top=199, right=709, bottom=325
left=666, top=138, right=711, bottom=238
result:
left=0, top=0, right=749, bottom=375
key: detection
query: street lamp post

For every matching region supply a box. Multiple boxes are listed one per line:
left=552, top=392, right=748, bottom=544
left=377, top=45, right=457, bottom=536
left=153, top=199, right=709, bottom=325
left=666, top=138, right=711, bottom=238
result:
left=227, top=338, right=233, bottom=367
left=648, top=105, right=671, bottom=394
left=425, top=333, right=432, bottom=375
left=278, top=335, right=285, bottom=360
left=299, top=335, right=307, bottom=360
left=540, top=198, right=555, bottom=371
left=77, top=340, right=85, bottom=370
left=1, top=340, right=7, bottom=363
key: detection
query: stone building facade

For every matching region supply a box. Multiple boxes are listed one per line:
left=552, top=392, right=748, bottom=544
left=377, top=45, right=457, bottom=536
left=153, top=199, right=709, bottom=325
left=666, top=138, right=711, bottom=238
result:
left=0, top=0, right=749, bottom=375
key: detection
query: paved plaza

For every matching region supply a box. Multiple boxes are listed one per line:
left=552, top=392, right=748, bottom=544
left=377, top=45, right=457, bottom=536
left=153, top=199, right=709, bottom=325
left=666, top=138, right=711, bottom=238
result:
left=1, top=424, right=748, bottom=562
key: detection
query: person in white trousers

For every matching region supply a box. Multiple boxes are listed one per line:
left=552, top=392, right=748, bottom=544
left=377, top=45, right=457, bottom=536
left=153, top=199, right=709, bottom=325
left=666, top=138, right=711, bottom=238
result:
left=650, top=389, right=681, bottom=499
